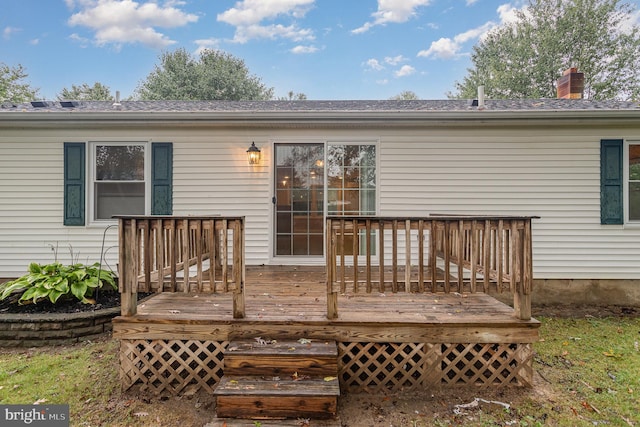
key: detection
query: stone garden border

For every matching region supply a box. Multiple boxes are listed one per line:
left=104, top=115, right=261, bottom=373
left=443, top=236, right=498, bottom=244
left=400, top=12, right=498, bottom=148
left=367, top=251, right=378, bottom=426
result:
left=0, top=307, right=120, bottom=347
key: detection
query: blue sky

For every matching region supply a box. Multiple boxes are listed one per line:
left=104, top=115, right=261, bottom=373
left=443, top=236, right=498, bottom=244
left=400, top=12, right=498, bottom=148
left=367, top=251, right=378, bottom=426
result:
left=2, top=0, right=639, bottom=101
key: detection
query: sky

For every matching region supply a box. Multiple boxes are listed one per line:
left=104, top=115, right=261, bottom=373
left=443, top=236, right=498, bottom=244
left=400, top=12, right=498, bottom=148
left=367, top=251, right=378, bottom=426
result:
left=2, top=0, right=640, bottom=101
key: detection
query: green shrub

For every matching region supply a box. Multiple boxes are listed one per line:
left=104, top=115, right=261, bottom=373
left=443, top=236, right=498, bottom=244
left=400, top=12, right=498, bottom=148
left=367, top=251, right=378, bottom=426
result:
left=0, top=262, right=116, bottom=305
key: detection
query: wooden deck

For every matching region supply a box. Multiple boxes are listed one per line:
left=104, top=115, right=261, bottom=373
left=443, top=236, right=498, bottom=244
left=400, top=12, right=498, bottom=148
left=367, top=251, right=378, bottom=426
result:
left=113, top=266, right=539, bottom=395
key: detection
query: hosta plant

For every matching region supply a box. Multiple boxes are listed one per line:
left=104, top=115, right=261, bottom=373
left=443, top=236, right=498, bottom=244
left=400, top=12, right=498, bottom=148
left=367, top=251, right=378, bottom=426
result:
left=0, top=262, right=117, bottom=305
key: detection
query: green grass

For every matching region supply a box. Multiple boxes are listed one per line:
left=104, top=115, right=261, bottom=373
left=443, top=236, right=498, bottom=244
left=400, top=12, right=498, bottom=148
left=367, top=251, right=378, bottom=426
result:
left=531, top=316, right=640, bottom=426
left=0, top=317, right=639, bottom=426
left=0, top=339, right=123, bottom=425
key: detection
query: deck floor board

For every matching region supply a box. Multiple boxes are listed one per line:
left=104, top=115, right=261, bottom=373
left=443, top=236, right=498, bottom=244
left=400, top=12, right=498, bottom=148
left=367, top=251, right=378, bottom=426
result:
left=114, top=266, right=539, bottom=343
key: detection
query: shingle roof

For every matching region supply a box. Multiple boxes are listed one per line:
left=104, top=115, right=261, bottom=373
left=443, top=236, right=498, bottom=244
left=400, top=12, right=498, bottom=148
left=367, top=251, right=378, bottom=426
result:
left=1, top=99, right=639, bottom=113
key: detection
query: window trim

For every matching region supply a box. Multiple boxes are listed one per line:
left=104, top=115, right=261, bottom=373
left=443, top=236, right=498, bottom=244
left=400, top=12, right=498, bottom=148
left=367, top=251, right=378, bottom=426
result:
left=87, top=141, right=151, bottom=225
left=625, top=140, right=640, bottom=224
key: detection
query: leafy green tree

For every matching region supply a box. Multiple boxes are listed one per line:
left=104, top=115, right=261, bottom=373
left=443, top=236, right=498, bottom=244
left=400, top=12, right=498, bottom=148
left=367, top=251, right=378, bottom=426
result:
left=278, top=91, right=307, bottom=100
left=0, top=63, right=39, bottom=103
left=57, top=82, right=114, bottom=101
left=136, top=48, right=274, bottom=101
left=390, top=90, right=419, bottom=100
left=451, top=0, right=640, bottom=100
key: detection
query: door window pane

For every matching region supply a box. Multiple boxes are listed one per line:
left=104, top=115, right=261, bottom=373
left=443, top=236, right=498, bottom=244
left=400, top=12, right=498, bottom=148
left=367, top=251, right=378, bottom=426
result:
left=274, top=144, right=324, bottom=256
left=327, top=144, right=377, bottom=254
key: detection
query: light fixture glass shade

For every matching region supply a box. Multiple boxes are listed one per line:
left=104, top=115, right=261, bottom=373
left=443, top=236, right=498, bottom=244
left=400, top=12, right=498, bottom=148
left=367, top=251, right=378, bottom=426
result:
left=247, top=142, right=261, bottom=165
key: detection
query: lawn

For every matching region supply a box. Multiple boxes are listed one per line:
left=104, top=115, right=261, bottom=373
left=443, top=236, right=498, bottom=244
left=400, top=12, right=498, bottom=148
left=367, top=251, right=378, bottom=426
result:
left=1, top=315, right=638, bottom=426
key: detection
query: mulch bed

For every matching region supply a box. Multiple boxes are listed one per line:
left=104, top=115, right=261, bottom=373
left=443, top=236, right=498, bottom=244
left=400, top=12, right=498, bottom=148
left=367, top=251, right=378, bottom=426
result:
left=0, top=290, right=124, bottom=314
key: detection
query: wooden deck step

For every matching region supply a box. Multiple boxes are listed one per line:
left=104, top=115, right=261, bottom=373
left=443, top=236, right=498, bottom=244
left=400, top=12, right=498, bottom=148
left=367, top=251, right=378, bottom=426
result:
left=214, top=339, right=340, bottom=420
left=214, top=376, right=340, bottom=419
left=224, top=339, right=338, bottom=377
left=206, top=418, right=342, bottom=426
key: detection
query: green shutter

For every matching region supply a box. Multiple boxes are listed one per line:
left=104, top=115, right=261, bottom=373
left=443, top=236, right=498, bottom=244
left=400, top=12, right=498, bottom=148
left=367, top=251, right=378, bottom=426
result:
left=63, top=143, right=85, bottom=226
left=151, top=142, right=173, bottom=215
left=600, top=139, right=623, bottom=225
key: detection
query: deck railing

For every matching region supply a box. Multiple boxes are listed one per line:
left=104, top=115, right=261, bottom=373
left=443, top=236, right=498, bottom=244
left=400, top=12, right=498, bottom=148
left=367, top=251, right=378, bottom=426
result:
left=117, top=216, right=245, bottom=318
left=326, top=215, right=536, bottom=320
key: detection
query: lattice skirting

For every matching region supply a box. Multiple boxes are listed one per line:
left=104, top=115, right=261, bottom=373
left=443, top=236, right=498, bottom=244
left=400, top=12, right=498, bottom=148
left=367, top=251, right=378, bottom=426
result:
left=119, top=340, right=533, bottom=395
left=119, top=339, right=227, bottom=394
left=338, top=342, right=533, bottom=393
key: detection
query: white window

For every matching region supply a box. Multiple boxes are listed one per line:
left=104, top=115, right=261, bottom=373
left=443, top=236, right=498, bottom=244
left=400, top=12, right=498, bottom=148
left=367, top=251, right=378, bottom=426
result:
left=91, top=143, right=147, bottom=221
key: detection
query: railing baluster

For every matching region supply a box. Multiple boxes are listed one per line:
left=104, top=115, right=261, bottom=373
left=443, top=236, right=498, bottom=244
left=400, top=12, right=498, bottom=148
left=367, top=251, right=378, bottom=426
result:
left=457, top=220, right=464, bottom=292
left=339, top=220, right=346, bottom=293
left=392, top=219, right=398, bottom=293
left=221, top=219, right=228, bottom=292
left=353, top=219, right=359, bottom=293
left=470, top=220, right=477, bottom=293
left=405, top=219, right=411, bottom=292
left=483, top=220, right=490, bottom=293
left=443, top=221, right=450, bottom=293
left=418, top=219, right=425, bottom=293
left=430, top=220, right=437, bottom=292
left=366, top=219, right=372, bottom=293
left=378, top=219, right=385, bottom=293
left=497, top=220, right=504, bottom=293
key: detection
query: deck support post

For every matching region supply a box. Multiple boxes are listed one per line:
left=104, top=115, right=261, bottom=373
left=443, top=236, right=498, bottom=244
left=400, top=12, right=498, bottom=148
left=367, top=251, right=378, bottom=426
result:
left=326, top=218, right=338, bottom=319
left=232, top=219, right=246, bottom=319
left=514, top=219, right=533, bottom=320
left=118, top=218, right=138, bottom=316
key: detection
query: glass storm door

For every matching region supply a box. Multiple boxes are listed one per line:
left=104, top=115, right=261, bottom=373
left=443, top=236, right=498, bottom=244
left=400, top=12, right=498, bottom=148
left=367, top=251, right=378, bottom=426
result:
left=274, top=144, right=325, bottom=256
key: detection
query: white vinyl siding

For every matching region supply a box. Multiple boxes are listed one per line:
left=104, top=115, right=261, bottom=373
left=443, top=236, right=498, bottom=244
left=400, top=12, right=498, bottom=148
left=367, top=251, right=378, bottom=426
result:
left=2, top=125, right=640, bottom=280
left=378, top=132, right=640, bottom=279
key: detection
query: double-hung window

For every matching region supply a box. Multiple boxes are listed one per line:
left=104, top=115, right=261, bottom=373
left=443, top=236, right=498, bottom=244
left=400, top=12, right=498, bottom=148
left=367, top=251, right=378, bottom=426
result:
left=92, top=143, right=146, bottom=221
left=64, top=141, right=172, bottom=226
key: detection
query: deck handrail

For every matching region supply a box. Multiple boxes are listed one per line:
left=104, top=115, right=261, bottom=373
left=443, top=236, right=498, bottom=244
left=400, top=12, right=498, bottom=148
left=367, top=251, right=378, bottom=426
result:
left=117, top=215, right=245, bottom=318
left=326, top=215, right=536, bottom=320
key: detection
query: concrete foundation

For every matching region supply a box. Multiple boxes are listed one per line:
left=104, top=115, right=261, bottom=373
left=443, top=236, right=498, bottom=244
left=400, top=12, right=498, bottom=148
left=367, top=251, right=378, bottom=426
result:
left=491, top=279, right=640, bottom=307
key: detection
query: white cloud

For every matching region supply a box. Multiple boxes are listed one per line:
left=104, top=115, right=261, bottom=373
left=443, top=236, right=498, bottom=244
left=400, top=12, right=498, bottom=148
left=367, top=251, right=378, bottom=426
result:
left=365, top=55, right=408, bottom=71
left=291, top=45, right=318, bottom=54
left=496, top=3, right=521, bottom=25
left=30, top=38, right=40, bottom=45
left=417, top=37, right=459, bottom=59
left=417, top=10, right=502, bottom=59
left=3, top=26, right=21, bottom=39
left=194, top=38, right=220, bottom=56
left=384, top=55, right=407, bottom=66
left=353, top=0, right=432, bottom=34
left=394, top=65, right=416, bottom=77
left=67, top=0, right=198, bottom=49
left=69, top=32, right=91, bottom=47
left=365, top=58, right=385, bottom=71
left=466, top=0, right=479, bottom=5
left=218, top=0, right=315, bottom=43
left=231, top=24, right=313, bottom=44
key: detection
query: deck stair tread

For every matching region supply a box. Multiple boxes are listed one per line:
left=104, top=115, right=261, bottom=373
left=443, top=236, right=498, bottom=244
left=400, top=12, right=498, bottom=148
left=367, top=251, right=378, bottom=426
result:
left=206, top=418, right=342, bottom=426
left=215, top=375, right=340, bottom=396
left=224, top=339, right=338, bottom=376
left=214, top=339, right=340, bottom=420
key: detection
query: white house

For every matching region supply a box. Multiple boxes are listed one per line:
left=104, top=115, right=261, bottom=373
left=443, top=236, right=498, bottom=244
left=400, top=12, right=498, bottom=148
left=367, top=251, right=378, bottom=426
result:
left=1, top=96, right=640, bottom=305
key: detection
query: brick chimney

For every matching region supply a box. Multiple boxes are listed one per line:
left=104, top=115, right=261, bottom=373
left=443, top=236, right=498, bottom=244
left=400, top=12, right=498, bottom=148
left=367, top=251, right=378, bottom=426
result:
left=557, top=67, right=584, bottom=99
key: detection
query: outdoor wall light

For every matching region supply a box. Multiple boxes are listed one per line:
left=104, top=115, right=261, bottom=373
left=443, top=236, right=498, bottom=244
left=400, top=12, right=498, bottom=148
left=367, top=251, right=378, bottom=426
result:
left=247, top=142, right=261, bottom=165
